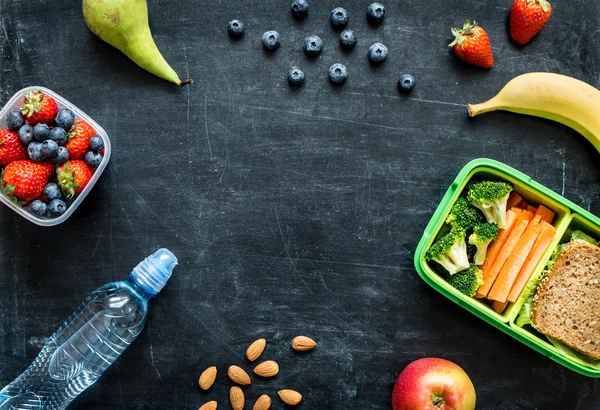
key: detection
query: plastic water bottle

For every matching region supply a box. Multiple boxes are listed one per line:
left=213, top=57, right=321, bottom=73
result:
left=0, top=249, right=178, bottom=410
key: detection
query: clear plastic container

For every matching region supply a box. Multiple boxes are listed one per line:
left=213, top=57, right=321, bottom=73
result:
left=0, top=86, right=111, bottom=226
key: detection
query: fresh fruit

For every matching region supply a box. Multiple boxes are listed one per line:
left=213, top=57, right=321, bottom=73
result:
left=52, top=147, right=70, bottom=165
left=262, top=31, right=280, bottom=50
left=0, top=130, right=27, bottom=166
left=65, top=119, right=96, bottom=160
left=328, top=63, right=348, bottom=84
left=199, top=366, right=217, bottom=390
left=230, top=386, right=244, bottom=410
left=391, top=358, right=476, bottom=410
left=50, top=127, right=67, bottom=145
left=20, top=90, right=58, bottom=125
left=85, top=151, right=103, bottom=168
left=449, top=20, right=494, bottom=69
left=47, top=199, right=67, bottom=217
left=278, top=390, right=302, bottom=405
left=89, top=136, right=104, bottom=152
left=43, top=183, right=62, bottom=201
left=6, top=110, right=25, bottom=131
left=27, top=142, right=45, bottom=162
left=398, top=74, right=416, bottom=94
left=227, top=365, right=251, bottom=385
left=41, top=140, right=59, bottom=159
left=303, top=35, right=323, bottom=57
left=82, top=0, right=192, bottom=85
left=2, top=160, right=54, bottom=203
left=367, top=3, right=385, bottom=24
left=467, top=73, right=600, bottom=153
left=198, top=402, right=217, bottom=410
left=291, top=0, right=309, bottom=19
left=291, top=336, right=316, bottom=351
left=18, top=125, right=33, bottom=145
left=253, top=394, right=271, bottom=410
left=253, top=360, right=279, bottom=377
left=368, top=42, right=388, bottom=63
left=510, top=0, right=551, bottom=45
left=330, top=7, right=349, bottom=28
left=228, top=20, right=244, bottom=38
left=57, top=160, right=93, bottom=198
left=54, top=108, right=75, bottom=129
left=246, top=338, right=266, bottom=361
left=287, top=67, right=305, bottom=86
left=29, top=200, right=47, bottom=217
left=339, top=29, right=357, bottom=49
left=32, top=124, right=50, bottom=141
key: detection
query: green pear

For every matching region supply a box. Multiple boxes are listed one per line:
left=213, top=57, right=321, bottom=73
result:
left=82, top=0, right=191, bottom=85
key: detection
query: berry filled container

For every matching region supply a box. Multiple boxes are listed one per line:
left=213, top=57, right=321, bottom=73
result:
left=414, top=158, right=600, bottom=378
left=0, top=86, right=110, bottom=226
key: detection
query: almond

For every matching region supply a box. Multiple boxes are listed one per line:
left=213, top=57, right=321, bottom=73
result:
left=278, top=390, right=302, bottom=406
left=253, top=394, right=271, bottom=410
left=253, top=360, right=279, bottom=378
left=199, top=366, right=217, bottom=390
left=291, top=336, right=316, bottom=352
left=246, top=338, right=266, bottom=362
left=198, top=401, right=218, bottom=410
left=230, top=386, right=245, bottom=410
left=228, top=365, right=251, bottom=385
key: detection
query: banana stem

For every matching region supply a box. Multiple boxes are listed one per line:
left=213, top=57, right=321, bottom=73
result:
left=467, top=98, right=501, bottom=117
left=180, top=79, right=193, bottom=86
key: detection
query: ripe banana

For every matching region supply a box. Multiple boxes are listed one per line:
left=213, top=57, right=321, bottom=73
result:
left=468, top=72, right=600, bottom=152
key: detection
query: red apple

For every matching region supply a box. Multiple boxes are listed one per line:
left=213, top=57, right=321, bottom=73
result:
left=392, top=358, right=476, bottom=410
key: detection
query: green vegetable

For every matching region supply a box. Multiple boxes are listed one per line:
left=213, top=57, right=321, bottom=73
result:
left=571, top=230, right=599, bottom=246
left=446, top=264, right=484, bottom=297
left=469, top=223, right=500, bottom=265
left=446, top=197, right=484, bottom=231
left=467, top=181, right=513, bottom=228
left=426, top=229, right=470, bottom=275
left=547, top=337, right=600, bottom=370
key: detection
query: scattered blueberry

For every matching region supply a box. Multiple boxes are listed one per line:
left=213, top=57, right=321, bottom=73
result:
left=49, top=127, right=67, bottom=145
left=43, top=183, right=62, bottom=201
left=228, top=19, right=244, bottom=38
left=339, top=29, right=357, bottom=49
left=41, top=140, right=59, bottom=159
left=291, top=0, right=309, bottom=19
left=330, top=7, right=349, bottom=28
left=89, top=136, right=104, bottom=152
left=47, top=199, right=67, bottom=217
left=262, top=31, right=281, bottom=50
left=368, top=42, right=388, bottom=63
left=367, top=3, right=385, bottom=24
left=303, top=35, right=323, bottom=57
left=52, top=146, right=69, bottom=165
left=27, top=142, right=44, bottom=161
left=29, top=200, right=47, bottom=217
left=32, top=124, right=50, bottom=141
left=287, top=66, right=305, bottom=86
left=398, top=74, right=416, bottom=94
left=328, top=63, right=348, bottom=84
left=85, top=151, right=103, bottom=168
left=18, top=124, right=33, bottom=145
left=6, top=110, right=25, bottom=131
left=54, top=108, right=75, bottom=129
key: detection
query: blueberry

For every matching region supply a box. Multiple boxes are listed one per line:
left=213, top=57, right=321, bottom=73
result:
left=262, top=31, right=280, bottom=50
left=32, top=123, right=50, bottom=141
left=43, top=183, right=62, bottom=201
left=328, top=63, right=348, bottom=84
left=291, top=0, right=309, bottom=19
left=368, top=42, right=388, bottom=63
left=29, top=200, right=47, bottom=217
left=6, top=110, right=25, bottom=131
left=49, top=127, right=67, bottom=145
left=52, top=146, right=70, bottom=165
left=54, top=108, right=74, bottom=129
left=339, top=29, right=357, bottom=49
left=41, top=140, right=59, bottom=158
left=367, top=3, right=385, bottom=24
left=330, top=7, right=349, bottom=28
left=18, top=124, right=33, bottom=145
left=47, top=199, right=67, bottom=217
left=303, top=35, right=323, bottom=57
left=27, top=142, right=44, bottom=161
left=287, top=66, right=305, bottom=86
left=85, top=151, right=103, bottom=168
left=398, top=74, right=415, bottom=94
left=228, top=19, right=244, bottom=37
left=89, top=135, right=104, bottom=152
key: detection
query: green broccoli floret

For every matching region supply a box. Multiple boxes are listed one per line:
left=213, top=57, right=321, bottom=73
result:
left=467, top=242, right=477, bottom=259
left=469, top=223, right=500, bottom=265
left=447, top=264, right=484, bottom=297
left=467, top=181, right=513, bottom=228
left=426, top=229, right=470, bottom=275
left=446, top=197, right=484, bottom=231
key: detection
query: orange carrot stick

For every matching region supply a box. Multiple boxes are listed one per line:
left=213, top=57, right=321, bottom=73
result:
left=527, top=205, right=537, bottom=214
left=507, top=192, right=524, bottom=209
left=535, top=205, right=556, bottom=224
left=492, top=300, right=509, bottom=314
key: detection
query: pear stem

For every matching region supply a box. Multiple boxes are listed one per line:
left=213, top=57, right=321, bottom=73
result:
left=180, top=79, right=193, bottom=86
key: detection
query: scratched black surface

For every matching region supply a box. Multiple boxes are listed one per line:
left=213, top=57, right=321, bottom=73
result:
left=1, top=0, right=600, bottom=409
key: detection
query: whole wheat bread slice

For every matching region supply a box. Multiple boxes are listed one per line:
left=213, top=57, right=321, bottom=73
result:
left=531, top=241, right=600, bottom=360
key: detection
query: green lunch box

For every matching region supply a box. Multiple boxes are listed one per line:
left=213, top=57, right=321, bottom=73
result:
left=414, top=158, right=600, bottom=378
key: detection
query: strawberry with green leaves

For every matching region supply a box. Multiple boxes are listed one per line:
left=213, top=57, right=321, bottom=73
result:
left=449, top=20, right=494, bottom=69
left=510, top=0, right=552, bottom=45
left=65, top=119, right=96, bottom=160
left=0, top=129, right=27, bottom=166
left=57, top=160, right=93, bottom=198
left=20, top=90, right=58, bottom=125
left=2, top=160, right=54, bottom=203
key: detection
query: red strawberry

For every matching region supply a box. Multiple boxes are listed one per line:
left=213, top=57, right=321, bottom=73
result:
left=510, top=0, right=552, bottom=45
left=449, top=20, right=494, bottom=69
left=65, top=119, right=96, bottom=160
left=20, top=90, right=58, bottom=125
left=0, top=130, right=27, bottom=166
left=2, top=160, right=54, bottom=203
left=57, top=160, right=93, bottom=198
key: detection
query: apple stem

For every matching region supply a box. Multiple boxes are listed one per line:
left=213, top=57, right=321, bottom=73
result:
left=432, top=395, right=445, bottom=408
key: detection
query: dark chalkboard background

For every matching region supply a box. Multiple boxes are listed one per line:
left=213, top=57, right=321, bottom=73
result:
left=1, top=0, right=600, bottom=409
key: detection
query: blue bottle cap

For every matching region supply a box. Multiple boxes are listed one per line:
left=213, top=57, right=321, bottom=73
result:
left=130, top=248, right=178, bottom=296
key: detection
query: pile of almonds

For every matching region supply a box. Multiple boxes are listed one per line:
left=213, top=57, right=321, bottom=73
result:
left=198, top=335, right=317, bottom=410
